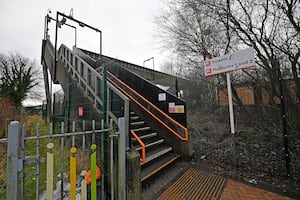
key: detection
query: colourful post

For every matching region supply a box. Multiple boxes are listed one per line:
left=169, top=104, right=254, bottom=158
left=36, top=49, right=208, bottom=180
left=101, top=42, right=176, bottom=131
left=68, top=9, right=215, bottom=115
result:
left=46, top=143, right=54, bottom=200
left=91, top=144, right=97, bottom=200
left=70, top=147, right=77, bottom=200
left=80, top=170, right=87, bottom=200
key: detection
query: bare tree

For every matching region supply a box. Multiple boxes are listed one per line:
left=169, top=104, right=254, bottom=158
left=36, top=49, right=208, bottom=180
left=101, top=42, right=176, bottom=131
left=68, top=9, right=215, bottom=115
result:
left=0, top=52, right=42, bottom=109
left=156, top=0, right=300, bottom=114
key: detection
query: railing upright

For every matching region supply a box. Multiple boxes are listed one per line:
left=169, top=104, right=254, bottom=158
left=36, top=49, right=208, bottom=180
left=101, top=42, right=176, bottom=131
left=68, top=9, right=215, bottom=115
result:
left=36, top=124, right=40, bottom=200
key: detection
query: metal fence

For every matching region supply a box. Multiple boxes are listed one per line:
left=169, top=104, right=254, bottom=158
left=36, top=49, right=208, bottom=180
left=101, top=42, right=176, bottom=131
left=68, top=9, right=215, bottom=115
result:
left=3, top=117, right=127, bottom=200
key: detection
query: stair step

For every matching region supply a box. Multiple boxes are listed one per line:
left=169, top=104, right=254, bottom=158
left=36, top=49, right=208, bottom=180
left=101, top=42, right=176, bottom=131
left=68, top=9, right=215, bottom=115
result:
left=130, top=111, right=135, bottom=115
left=130, top=121, right=145, bottom=126
left=130, top=116, right=140, bottom=121
left=142, top=146, right=172, bottom=165
left=132, top=126, right=151, bottom=132
left=141, top=153, right=180, bottom=181
left=135, top=139, right=164, bottom=151
left=132, top=132, right=157, bottom=141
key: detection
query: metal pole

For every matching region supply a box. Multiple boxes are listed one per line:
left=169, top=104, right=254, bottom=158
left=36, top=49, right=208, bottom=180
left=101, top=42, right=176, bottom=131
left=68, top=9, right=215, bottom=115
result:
left=72, top=121, right=76, bottom=146
left=60, top=121, right=65, bottom=199
left=100, top=31, right=102, bottom=56
left=21, top=125, right=26, bottom=200
left=226, top=73, right=237, bottom=165
left=277, top=60, right=290, bottom=177
left=102, top=66, right=108, bottom=176
left=54, top=12, right=59, bottom=83
left=92, top=120, right=95, bottom=144
left=101, top=119, right=105, bottom=200
left=75, top=27, right=77, bottom=47
left=110, top=120, right=114, bottom=200
left=118, top=118, right=126, bottom=200
left=36, top=124, right=40, bottom=200
left=152, top=57, right=154, bottom=70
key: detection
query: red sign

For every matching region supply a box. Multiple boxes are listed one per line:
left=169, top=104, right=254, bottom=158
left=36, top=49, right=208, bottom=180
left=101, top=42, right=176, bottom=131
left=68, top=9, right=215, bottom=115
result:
left=78, top=106, right=84, bottom=117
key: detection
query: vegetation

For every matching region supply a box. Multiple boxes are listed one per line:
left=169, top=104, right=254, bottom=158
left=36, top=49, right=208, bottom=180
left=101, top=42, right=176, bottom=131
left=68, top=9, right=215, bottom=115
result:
left=0, top=52, right=42, bottom=109
left=156, top=0, right=300, bottom=128
left=157, top=0, right=300, bottom=191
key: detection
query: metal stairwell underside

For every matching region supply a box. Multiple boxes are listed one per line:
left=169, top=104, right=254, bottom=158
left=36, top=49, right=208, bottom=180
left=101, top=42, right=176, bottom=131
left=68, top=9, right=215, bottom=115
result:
left=130, top=112, right=180, bottom=181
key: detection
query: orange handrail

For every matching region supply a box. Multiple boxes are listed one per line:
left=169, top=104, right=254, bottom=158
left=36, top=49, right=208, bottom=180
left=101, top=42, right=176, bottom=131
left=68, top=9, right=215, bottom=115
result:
left=107, top=71, right=188, bottom=141
left=130, top=130, right=146, bottom=163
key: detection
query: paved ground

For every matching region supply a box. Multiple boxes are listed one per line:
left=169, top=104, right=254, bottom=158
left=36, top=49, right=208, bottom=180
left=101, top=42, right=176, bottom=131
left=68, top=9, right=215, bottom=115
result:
left=143, top=162, right=297, bottom=200
left=220, top=179, right=293, bottom=200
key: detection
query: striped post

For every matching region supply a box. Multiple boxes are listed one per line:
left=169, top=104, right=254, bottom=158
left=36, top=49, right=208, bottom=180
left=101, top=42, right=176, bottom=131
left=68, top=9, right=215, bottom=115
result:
left=91, top=144, right=97, bottom=200
left=80, top=170, right=87, bottom=200
left=46, top=143, right=54, bottom=200
left=70, top=147, right=77, bottom=200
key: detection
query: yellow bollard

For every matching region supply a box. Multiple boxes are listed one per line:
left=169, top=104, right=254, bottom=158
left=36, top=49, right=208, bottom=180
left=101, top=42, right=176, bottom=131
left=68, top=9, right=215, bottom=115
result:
left=70, top=147, right=77, bottom=200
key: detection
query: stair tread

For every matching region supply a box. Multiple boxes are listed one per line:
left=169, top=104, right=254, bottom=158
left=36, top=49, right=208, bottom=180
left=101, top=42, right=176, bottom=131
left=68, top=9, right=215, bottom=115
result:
left=142, top=146, right=172, bottom=165
left=141, top=153, right=180, bottom=181
left=130, top=121, right=145, bottom=126
left=132, top=126, right=151, bottom=132
left=130, top=116, right=139, bottom=120
left=132, top=132, right=157, bottom=141
left=135, top=139, right=164, bottom=151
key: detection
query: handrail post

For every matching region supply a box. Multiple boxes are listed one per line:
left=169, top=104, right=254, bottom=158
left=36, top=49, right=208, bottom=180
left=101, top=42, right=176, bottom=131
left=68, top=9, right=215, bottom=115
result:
left=118, top=117, right=126, bottom=199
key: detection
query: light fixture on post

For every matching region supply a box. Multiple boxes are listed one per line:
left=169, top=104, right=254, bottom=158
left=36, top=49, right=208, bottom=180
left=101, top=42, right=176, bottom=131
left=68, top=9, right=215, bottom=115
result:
left=53, top=11, right=102, bottom=81
left=143, top=57, right=154, bottom=70
left=143, top=57, right=155, bottom=80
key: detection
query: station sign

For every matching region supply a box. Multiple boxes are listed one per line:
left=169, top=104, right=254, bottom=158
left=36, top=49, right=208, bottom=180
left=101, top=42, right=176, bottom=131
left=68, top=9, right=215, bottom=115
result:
left=204, top=48, right=255, bottom=76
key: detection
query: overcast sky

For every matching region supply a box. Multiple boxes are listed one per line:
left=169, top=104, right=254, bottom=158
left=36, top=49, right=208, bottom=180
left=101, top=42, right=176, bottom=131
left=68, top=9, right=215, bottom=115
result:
left=0, top=0, right=168, bottom=68
left=0, top=0, right=170, bottom=105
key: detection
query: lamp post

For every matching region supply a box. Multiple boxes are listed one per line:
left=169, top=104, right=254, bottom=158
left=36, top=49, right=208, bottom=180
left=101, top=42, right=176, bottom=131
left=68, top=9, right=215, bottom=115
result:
left=46, top=15, right=77, bottom=46
left=53, top=11, right=102, bottom=81
left=143, top=57, right=155, bottom=80
left=143, top=57, right=154, bottom=70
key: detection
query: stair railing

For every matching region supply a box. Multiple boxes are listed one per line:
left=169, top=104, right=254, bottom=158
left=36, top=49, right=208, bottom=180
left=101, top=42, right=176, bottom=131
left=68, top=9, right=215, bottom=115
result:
left=130, top=130, right=146, bottom=163
left=107, top=71, right=188, bottom=141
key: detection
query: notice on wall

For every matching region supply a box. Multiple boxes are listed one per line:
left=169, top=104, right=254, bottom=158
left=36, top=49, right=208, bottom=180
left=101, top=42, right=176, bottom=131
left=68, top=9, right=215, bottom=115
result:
left=169, top=102, right=185, bottom=113
left=158, top=93, right=166, bottom=101
left=78, top=106, right=84, bottom=117
left=175, top=105, right=185, bottom=113
left=169, top=102, right=175, bottom=113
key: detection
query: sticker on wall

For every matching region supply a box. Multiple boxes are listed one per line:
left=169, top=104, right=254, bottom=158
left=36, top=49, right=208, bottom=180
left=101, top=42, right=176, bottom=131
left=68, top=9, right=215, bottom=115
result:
left=175, top=105, right=185, bottom=113
left=169, top=103, right=185, bottom=113
left=158, top=93, right=166, bottom=101
left=78, top=106, right=84, bottom=117
left=169, top=102, right=175, bottom=113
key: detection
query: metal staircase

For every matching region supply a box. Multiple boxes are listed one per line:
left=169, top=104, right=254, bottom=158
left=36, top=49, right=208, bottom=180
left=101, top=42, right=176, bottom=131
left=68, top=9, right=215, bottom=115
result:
left=42, top=39, right=188, bottom=183
left=130, top=111, right=180, bottom=181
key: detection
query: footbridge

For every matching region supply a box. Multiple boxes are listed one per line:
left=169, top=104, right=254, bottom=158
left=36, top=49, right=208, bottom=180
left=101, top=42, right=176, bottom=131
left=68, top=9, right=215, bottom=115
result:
left=42, top=24, right=192, bottom=198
